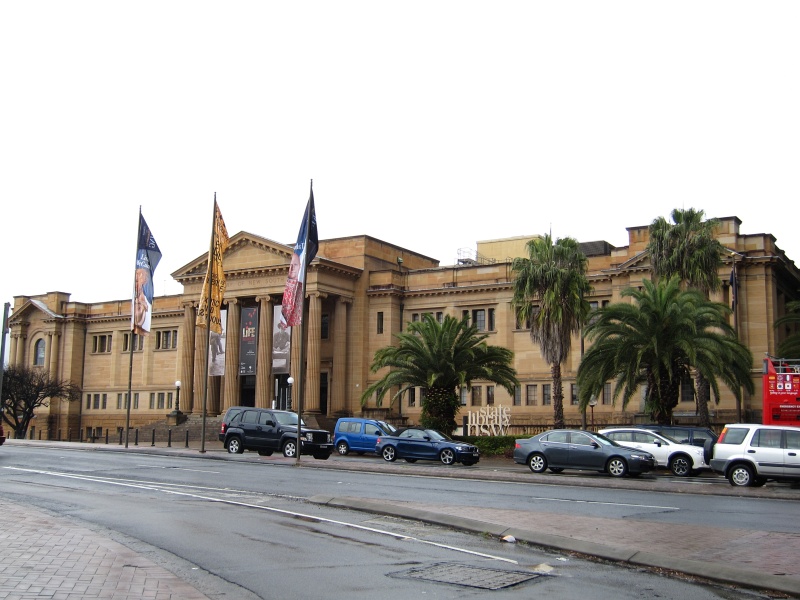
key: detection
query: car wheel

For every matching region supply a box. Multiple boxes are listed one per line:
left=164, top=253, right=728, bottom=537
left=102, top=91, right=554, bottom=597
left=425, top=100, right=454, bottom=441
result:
left=336, top=441, right=350, bottom=456
left=669, top=454, right=692, bottom=477
left=728, top=464, right=755, bottom=487
left=282, top=440, right=298, bottom=458
left=382, top=445, right=397, bottom=462
left=313, top=452, right=330, bottom=460
left=549, top=467, right=564, bottom=474
left=528, top=453, right=547, bottom=473
left=405, top=458, right=417, bottom=463
left=257, top=449, right=273, bottom=456
left=226, top=437, right=244, bottom=454
left=607, top=457, right=628, bottom=477
left=439, top=448, right=456, bottom=465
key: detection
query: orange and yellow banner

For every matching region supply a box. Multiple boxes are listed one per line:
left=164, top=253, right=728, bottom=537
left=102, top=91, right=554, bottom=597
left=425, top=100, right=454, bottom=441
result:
left=196, top=199, right=229, bottom=334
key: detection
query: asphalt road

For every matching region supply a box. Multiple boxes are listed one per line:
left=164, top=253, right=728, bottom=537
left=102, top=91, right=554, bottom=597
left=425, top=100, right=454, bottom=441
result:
left=1, top=442, right=795, bottom=599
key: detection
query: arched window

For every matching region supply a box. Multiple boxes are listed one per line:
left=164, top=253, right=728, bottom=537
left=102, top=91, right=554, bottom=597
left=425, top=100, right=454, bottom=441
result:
left=34, top=339, right=46, bottom=366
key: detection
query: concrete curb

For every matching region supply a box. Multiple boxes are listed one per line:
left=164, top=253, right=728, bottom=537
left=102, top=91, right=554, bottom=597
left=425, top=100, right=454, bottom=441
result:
left=309, top=495, right=800, bottom=597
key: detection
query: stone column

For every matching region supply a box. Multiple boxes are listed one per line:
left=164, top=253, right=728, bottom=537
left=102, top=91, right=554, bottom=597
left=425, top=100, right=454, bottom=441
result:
left=255, top=296, right=274, bottom=408
left=179, top=303, right=196, bottom=412
left=15, top=333, right=26, bottom=366
left=48, top=331, right=61, bottom=379
left=331, top=296, right=351, bottom=414
left=9, top=334, right=18, bottom=368
left=304, top=292, right=323, bottom=413
left=222, top=299, right=241, bottom=412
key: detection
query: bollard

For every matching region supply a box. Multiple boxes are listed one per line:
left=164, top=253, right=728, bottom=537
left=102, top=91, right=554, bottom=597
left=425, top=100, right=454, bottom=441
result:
left=185, top=430, right=189, bottom=448
left=80, top=429, right=84, bottom=443
left=167, top=428, right=172, bottom=448
left=119, top=429, right=123, bottom=445
left=135, top=429, right=139, bottom=446
left=151, top=429, right=156, bottom=447
left=105, top=429, right=109, bottom=444
left=67, top=429, right=71, bottom=443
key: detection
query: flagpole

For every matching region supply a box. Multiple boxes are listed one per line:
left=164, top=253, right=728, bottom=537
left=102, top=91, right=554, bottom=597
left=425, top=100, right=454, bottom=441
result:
left=125, top=207, right=141, bottom=448
left=200, top=194, right=217, bottom=454
left=294, top=180, right=314, bottom=466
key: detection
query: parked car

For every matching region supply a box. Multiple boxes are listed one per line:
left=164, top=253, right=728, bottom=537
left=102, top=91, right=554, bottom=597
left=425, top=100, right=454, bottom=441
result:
left=709, top=423, right=800, bottom=487
left=513, top=429, right=656, bottom=477
left=599, top=427, right=708, bottom=476
left=334, top=417, right=396, bottom=455
left=638, top=425, right=718, bottom=448
left=375, top=427, right=480, bottom=465
left=222, top=408, right=333, bottom=459
left=218, top=406, right=246, bottom=442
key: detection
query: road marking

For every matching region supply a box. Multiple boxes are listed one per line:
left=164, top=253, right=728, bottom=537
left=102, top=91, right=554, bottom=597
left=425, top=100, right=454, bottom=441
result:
left=3, top=467, right=519, bottom=564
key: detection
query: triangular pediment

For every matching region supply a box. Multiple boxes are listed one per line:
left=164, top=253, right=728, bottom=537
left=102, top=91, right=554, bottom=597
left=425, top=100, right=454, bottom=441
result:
left=8, top=298, right=63, bottom=325
left=171, top=231, right=295, bottom=282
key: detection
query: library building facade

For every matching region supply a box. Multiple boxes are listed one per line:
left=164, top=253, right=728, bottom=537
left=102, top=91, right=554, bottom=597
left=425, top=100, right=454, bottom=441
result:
left=7, top=215, right=800, bottom=440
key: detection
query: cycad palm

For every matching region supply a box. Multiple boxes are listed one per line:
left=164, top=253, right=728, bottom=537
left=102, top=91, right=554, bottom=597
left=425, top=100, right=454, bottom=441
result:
left=361, top=314, right=518, bottom=433
left=648, top=208, right=725, bottom=426
left=577, top=278, right=753, bottom=424
left=511, top=234, right=591, bottom=428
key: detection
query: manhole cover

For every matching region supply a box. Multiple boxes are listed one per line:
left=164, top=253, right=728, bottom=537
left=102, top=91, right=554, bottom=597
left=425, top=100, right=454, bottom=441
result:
left=390, top=562, right=543, bottom=590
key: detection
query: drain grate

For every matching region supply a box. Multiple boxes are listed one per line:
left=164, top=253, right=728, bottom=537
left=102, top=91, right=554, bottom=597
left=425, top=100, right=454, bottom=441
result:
left=390, top=562, right=543, bottom=590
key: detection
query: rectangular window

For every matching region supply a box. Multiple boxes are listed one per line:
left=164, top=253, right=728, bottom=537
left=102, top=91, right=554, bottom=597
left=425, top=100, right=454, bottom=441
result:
left=602, top=382, right=612, bottom=405
left=486, top=385, right=495, bottom=406
left=543, top=384, right=552, bottom=406
left=86, top=394, right=91, bottom=409
left=377, top=312, right=384, bottom=334
left=149, top=393, right=156, bottom=410
left=157, top=392, right=165, bottom=410
left=513, top=386, right=521, bottom=406
left=93, top=394, right=100, bottom=409
left=167, top=392, right=173, bottom=410
left=321, top=314, right=329, bottom=339
left=408, top=388, right=416, bottom=407
left=123, top=333, right=143, bottom=352
left=462, top=309, right=469, bottom=322
left=412, top=313, right=420, bottom=322
left=133, top=393, right=139, bottom=410
left=436, top=312, right=443, bottom=323
left=471, top=386, right=482, bottom=407
left=420, top=388, right=427, bottom=405
left=488, top=308, right=495, bottom=331
left=526, top=385, right=537, bottom=406
left=460, top=387, right=468, bottom=406
left=92, top=334, right=112, bottom=354
left=589, top=301, right=599, bottom=310
left=571, top=384, right=579, bottom=405
left=472, top=309, right=486, bottom=331
left=680, top=376, right=694, bottom=402
left=102, top=394, right=107, bottom=410
left=156, top=330, right=179, bottom=350
left=117, top=393, right=124, bottom=410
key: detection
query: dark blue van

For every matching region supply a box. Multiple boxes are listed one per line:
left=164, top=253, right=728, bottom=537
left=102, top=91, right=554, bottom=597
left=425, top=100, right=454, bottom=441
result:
left=334, top=417, right=396, bottom=455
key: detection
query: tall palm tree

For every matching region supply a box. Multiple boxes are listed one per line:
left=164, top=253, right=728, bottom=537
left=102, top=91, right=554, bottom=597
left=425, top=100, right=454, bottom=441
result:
left=648, top=208, right=725, bottom=426
left=577, top=278, right=753, bottom=424
left=361, top=314, right=518, bottom=433
left=775, top=300, right=800, bottom=359
left=511, top=234, right=592, bottom=429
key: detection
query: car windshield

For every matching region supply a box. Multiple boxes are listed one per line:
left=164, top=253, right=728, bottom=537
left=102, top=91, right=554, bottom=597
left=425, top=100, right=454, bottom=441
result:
left=591, top=432, right=621, bottom=447
left=274, top=412, right=303, bottom=426
left=426, top=430, right=451, bottom=441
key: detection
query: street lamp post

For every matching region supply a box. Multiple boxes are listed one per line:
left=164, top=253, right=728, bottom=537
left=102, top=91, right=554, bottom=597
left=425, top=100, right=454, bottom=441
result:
left=286, top=377, right=294, bottom=411
left=168, top=380, right=184, bottom=425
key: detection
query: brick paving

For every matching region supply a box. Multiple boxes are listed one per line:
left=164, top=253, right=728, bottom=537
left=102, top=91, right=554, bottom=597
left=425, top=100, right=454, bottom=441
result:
left=0, top=499, right=210, bottom=600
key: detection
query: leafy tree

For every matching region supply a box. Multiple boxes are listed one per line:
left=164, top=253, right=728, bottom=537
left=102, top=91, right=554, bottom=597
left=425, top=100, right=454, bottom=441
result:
left=1, top=365, right=81, bottom=439
left=361, top=314, right=518, bottom=433
left=775, top=300, right=800, bottom=359
left=577, top=278, right=753, bottom=424
left=648, top=208, right=725, bottom=426
left=511, top=234, right=592, bottom=428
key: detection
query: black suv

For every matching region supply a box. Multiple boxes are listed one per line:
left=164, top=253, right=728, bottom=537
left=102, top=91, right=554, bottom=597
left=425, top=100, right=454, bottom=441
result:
left=639, top=425, right=717, bottom=448
left=222, top=408, right=333, bottom=460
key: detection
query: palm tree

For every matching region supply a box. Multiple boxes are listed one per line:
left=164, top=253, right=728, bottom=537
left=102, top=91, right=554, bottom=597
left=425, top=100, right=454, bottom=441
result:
left=775, top=301, right=800, bottom=359
left=511, top=234, right=592, bottom=429
left=576, top=278, right=753, bottom=424
left=647, top=208, right=725, bottom=426
left=361, top=314, right=518, bottom=433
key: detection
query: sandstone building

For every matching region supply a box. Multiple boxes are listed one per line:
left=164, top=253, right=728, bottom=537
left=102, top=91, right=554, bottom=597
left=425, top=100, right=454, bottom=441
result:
left=7, top=216, right=800, bottom=440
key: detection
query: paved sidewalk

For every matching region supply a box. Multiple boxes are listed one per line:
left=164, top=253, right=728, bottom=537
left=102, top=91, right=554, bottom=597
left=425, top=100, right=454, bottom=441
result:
left=0, top=499, right=211, bottom=600
left=3, top=439, right=800, bottom=597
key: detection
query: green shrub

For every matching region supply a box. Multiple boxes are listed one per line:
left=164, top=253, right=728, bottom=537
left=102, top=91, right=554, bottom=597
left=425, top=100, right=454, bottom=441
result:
left=452, top=435, right=516, bottom=457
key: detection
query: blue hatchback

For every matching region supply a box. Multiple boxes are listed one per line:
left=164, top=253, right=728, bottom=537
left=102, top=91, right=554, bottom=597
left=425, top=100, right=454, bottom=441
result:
left=376, top=427, right=480, bottom=466
left=334, top=418, right=396, bottom=455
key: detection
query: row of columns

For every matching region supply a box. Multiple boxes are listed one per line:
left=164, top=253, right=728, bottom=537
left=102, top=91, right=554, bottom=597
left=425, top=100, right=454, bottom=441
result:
left=179, top=293, right=350, bottom=416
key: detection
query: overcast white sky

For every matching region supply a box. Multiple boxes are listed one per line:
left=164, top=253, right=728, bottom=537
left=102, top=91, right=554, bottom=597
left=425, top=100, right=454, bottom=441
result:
left=2, top=2, right=799, bottom=317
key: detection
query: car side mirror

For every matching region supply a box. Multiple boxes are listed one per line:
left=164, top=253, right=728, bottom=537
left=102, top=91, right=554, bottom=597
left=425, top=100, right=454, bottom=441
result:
left=423, top=436, right=431, bottom=441
left=265, top=420, right=275, bottom=427
left=591, top=442, right=599, bottom=448
left=654, top=441, right=662, bottom=447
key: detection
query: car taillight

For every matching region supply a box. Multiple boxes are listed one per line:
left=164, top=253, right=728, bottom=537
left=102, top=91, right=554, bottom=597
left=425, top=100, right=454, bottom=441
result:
left=376, top=438, right=381, bottom=444
left=515, top=443, right=521, bottom=448
left=220, top=423, right=227, bottom=434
